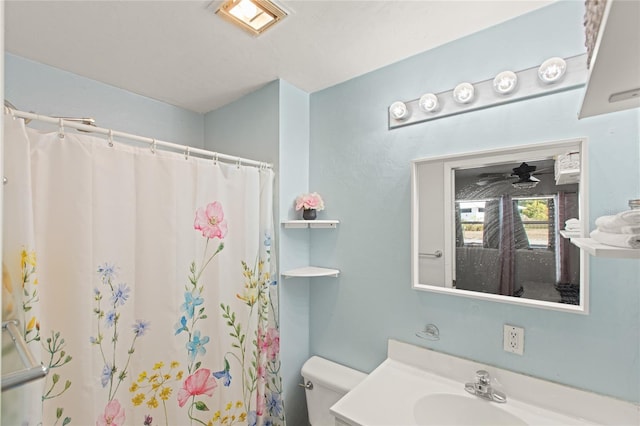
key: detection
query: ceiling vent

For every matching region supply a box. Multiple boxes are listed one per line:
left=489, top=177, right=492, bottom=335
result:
left=214, top=0, right=288, bottom=36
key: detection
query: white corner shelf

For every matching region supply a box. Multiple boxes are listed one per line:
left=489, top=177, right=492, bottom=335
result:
left=570, top=238, right=640, bottom=259
left=282, top=220, right=339, bottom=229
left=282, top=266, right=340, bottom=278
left=559, top=229, right=581, bottom=239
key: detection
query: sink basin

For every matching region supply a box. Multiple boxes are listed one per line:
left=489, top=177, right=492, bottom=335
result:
left=413, top=393, right=527, bottom=426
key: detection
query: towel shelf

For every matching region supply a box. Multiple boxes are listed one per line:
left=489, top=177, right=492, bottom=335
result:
left=559, top=229, right=581, bottom=239
left=2, top=320, right=48, bottom=392
left=570, top=238, right=640, bottom=259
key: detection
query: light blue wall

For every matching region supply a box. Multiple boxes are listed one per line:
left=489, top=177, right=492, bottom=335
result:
left=5, top=53, right=204, bottom=146
left=309, top=0, right=640, bottom=403
left=203, top=80, right=279, bottom=166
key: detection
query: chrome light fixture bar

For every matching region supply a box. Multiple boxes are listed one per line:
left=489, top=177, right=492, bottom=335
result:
left=214, top=0, right=288, bottom=36
left=389, top=54, right=588, bottom=129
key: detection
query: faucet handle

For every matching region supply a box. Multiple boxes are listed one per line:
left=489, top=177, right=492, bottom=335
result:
left=475, top=370, right=490, bottom=384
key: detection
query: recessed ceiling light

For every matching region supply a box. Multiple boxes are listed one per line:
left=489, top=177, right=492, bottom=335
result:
left=215, top=0, right=288, bottom=36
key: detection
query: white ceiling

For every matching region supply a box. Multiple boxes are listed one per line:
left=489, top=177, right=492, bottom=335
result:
left=5, top=0, right=554, bottom=114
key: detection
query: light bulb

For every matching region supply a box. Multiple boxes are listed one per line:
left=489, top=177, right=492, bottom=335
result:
left=453, top=83, right=475, bottom=104
left=418, top=93, right=440, bottom=112
left=538, top=57, right=567, bottom=84
left=390, top=101, right=409, bottom=120
left=493, top=71, right=518, bottom=95
left=236, top=0, right=259, bottom=19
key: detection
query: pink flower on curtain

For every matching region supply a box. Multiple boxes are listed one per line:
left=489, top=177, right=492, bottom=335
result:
left=177, top=368, right=217, bottom=407
left=256, top=391, right=266, bottom=417
left=96, top=399, right=125, bottom=426
left=194, top=201, right=228, bottom=239
left=257, top=364, right=266, bottom=380
left=258, top=327, right=280, bottom=361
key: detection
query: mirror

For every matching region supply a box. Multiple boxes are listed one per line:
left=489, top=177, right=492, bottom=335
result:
left=411, top=139, right=588, bottom=312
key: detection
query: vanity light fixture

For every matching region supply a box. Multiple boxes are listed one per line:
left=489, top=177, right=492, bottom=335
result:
left=453, top=83, right=475, bottom=104
left=418, top=93, right=440, bottom=112
left=390, top=101, right=409, bottom=120
left=538, top=57, right=567, bottom=84
left=215, top=0, right=288, bottom=36
left=388, top=54, right=587, bottom=129
left=493, top=71, right=518, bottom=95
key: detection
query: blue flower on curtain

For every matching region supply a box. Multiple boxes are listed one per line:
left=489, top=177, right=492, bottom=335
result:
left=266, top=391, right=283, bottom=417
left=174, top=316, right=188, bottom=335
left=105, top=310, right=117, bottom=327
left=212, top=359, right=232, bottom=387
left=181, top=292, right=204, bottom=319
left=97, top=263, right=117, bottom=281
left=92, top=263, right=149, bottom=425
left=101, top=363, right=114, bottom=388
left=186, top=330, right=210, bottom=361
left=133, top=319, right=150, bottom=336
left=247, top=411, right=257, bottom=426
left=110, top=283, right=131, bottom=306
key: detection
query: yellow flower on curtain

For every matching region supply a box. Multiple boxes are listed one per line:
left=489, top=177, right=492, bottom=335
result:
left=130, top=360, right=184, bottom=425
left=2, top=262, right=16, bottom=320
left=20, top=249, right=40, bottom=344
left=207, top=401, right=246, bottom=425
left=235, top=260, right=270, bottom=307
left=20, top=249, right=37, bottom=270
left=26, top=316, right=38, bottom=331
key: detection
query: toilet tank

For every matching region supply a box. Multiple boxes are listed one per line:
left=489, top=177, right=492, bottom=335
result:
left=301, top=356, right=367, bottom=426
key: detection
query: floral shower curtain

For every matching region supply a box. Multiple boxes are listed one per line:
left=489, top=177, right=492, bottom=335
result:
left=2, top=113, right=285, bottom=426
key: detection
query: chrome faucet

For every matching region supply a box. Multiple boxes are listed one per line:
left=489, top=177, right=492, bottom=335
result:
left=464, top=370, right=507, bottom=403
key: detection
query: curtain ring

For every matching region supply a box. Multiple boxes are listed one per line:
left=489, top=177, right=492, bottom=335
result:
left=108, top=129, right=114, bottom=147
left=212, top=152, right=218, bottom=165
left=58, top=118, right=65, bottom=139
left=150, top=139, right=156, bottom=154
left=185, top=147, right=190, bottom=160
left=236, top=157, right=241, bottom=169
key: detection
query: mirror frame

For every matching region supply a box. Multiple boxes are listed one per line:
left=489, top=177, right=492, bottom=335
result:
left=411, top=138, right=589, bottom=313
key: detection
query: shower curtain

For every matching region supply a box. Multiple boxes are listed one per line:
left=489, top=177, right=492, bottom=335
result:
left=2, top=114, right=285, bottom=426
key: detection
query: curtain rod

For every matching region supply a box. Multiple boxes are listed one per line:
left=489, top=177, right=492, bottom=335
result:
left=5, top=108, right=273, bottom=170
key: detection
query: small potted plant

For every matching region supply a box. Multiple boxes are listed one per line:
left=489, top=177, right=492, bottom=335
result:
left=295, top=192, right=324, bottom=220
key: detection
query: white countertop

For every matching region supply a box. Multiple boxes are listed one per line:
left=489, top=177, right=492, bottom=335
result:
left=330, top=340, right=639, bottom=426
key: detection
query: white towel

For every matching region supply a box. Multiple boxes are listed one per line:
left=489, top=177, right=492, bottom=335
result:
left=590, top=229, right=640, bottom=249
left=564, top=218, right=581, bottom=230
left=621, top=225, right=640, bottom=234
left=595, top=211, right=640, bottom=233
left=619, top=210, right=640, bottom=223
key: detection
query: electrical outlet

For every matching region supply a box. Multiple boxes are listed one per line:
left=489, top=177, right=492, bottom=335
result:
left=503, top=325, right=524, bottom=355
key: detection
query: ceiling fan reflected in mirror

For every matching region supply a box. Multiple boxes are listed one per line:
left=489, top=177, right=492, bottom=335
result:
left=511, top=162, right=540, bottom=189
left=474, top=162, right=553, bottom=188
